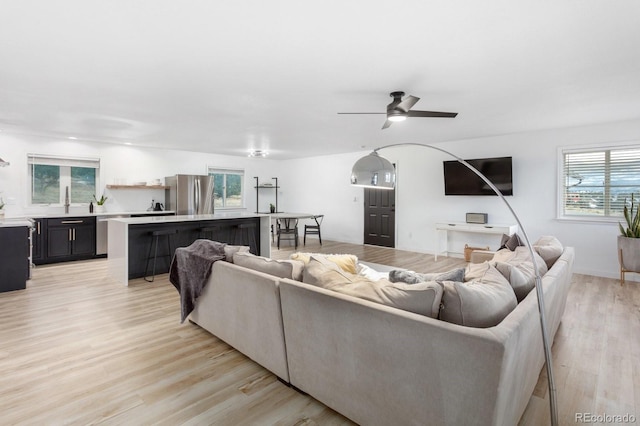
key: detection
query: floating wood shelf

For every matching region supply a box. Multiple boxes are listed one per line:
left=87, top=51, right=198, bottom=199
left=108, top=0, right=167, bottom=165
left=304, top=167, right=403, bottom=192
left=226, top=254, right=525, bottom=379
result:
left=106, top=185, right=169, bottom=189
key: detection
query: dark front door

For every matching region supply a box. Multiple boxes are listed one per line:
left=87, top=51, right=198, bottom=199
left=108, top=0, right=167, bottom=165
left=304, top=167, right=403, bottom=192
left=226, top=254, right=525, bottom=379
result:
left=363, top=188, right=395, bottom=248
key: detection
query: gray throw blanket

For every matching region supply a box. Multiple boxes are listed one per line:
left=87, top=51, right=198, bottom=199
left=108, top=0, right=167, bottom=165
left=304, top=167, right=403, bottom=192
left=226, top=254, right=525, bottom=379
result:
left=169, top=239, right=226, bottom=323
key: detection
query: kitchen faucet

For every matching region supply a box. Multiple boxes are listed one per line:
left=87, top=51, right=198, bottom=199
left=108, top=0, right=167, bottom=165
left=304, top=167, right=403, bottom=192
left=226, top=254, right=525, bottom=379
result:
left=64, top=186, right=70, bottom=214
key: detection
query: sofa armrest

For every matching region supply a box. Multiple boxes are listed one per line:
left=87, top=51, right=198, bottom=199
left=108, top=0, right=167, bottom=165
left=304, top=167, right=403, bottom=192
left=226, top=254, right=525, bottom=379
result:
left=470, top=250, right=496, bottom=263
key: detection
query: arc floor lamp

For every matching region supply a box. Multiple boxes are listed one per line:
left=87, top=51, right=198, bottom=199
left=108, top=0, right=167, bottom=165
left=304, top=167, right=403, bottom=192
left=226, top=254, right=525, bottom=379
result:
left=351, top=143, right=557, bottom=426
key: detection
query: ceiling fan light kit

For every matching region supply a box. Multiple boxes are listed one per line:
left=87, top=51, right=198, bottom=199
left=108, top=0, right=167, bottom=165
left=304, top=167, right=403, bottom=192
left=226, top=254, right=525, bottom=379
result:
left=338, top=90, right=458, bottom=129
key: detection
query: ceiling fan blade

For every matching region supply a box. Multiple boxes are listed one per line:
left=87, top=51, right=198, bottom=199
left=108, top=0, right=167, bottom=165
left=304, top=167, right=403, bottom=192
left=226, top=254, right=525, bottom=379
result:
left=337, top=112, right=387, bottom=115
left=407, top=110, right=458, bottom=118
left=395, top=95, right=420, bottom=113
left=382, top=119, right=393, bottom=129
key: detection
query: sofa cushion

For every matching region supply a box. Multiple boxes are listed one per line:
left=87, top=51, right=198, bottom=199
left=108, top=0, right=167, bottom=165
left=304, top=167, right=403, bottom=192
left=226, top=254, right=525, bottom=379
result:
left=223, top=244, right=250, bottom=263
left=303, top=256, right=443, bottom=318
left=233, top=252, right=305, bottom=281
left=388, top=268, right=465, bottom=284
left=439, top=263, right=517, bottom=328
left=533, top=236, right=564, bottom=269
left=290, top=252, right=358, bottom=274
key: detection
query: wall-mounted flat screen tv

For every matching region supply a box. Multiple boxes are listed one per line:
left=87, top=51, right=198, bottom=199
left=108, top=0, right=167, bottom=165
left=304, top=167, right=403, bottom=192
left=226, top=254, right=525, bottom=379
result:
left=443, top=156, right=513, bottom=196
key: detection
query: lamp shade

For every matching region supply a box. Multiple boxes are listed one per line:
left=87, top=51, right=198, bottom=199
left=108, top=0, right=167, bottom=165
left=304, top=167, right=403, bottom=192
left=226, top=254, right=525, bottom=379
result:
left=350, top=152, right=395, bottom=189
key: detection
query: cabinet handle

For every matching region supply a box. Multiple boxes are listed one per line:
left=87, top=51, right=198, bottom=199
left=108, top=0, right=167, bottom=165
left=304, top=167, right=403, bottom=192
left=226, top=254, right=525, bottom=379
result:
left=61, top=220, right=83, bottom=224
left=73, top=228, right=76, bottom=240
left=37, top=222, right=41, bottom=235
left=68, top=228, right=72, bottom=241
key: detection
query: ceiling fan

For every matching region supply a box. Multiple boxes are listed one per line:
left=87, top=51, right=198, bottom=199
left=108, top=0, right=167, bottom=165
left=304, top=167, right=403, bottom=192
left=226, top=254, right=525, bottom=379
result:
left=338, top=91, right=458, bottom=129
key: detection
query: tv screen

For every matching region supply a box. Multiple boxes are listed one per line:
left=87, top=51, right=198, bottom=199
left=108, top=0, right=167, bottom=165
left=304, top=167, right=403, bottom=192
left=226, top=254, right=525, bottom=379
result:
left=443, top=156, right=513, bottom=196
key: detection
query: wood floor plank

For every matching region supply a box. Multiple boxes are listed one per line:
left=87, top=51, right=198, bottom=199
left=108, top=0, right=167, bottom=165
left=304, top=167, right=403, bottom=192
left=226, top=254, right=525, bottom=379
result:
left=0, top=240, right=637, bottom=425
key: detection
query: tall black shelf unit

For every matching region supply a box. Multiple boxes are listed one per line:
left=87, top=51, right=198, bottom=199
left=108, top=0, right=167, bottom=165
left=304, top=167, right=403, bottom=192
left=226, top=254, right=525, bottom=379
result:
left=254, top=177, right=280, bottom=214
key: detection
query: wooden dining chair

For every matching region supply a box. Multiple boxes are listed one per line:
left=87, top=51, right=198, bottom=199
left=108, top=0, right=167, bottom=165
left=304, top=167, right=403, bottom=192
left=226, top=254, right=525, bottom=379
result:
left=277, top=218, right=299, bottom=249
left=304, top=215, right=324, bottom=245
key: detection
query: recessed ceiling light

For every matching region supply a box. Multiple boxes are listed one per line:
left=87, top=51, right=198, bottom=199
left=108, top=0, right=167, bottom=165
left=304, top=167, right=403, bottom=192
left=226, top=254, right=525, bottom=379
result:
left=68, top=136, right=78, bottom=140
left=124, top=142, right=132, bottom=145
left=248, top=149, right=268, bottom=158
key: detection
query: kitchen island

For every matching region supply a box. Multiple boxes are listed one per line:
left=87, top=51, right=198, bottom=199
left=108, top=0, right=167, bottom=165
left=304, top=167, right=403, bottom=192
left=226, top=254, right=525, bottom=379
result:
left=107, top=212, right=271, bottom=286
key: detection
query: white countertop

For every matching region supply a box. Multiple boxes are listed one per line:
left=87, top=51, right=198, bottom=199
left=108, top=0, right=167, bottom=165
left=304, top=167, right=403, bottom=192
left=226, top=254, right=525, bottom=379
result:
left=110, top=212, right=268, bottom=225
left=23, top=210, right=175, bottom=219
left=0, top=218, right=34, bottom=228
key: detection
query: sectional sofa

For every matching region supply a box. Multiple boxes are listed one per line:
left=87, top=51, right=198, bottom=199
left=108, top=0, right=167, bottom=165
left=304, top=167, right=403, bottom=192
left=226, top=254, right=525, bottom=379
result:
left=187, top=239, right=574, bottom=426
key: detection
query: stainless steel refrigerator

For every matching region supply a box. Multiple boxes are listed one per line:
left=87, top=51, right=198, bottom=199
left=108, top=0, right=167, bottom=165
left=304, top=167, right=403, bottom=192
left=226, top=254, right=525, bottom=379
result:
left=165, top=174, right=215, bottom=215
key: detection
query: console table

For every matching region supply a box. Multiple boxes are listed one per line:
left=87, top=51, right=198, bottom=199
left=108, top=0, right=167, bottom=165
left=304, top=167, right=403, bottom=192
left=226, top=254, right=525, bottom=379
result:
left=434, top=222, right=518, bottom=260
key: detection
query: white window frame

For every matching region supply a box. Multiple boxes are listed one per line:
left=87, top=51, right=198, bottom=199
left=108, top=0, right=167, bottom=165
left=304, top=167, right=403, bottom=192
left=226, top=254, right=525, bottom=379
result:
left=207, top=167, right=245, bottom=209
left=28, top=154, right=101, bottom=206
left=557, top=142, right=640, bottom=223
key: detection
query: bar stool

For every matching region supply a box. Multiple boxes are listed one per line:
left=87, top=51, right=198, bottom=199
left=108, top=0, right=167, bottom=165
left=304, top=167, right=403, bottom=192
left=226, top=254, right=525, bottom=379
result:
left=199, top=225, right=221, bottom=241
left=144, top=229, right=178, bottom=282
left=233, top=222, right=257, bottom=253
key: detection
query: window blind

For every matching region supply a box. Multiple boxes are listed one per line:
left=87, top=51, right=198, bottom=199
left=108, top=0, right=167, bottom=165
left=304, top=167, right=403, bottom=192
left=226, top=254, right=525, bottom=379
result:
left=28, top=154, right=100, bottom=169
left=562, top=146, right=640, bottom=218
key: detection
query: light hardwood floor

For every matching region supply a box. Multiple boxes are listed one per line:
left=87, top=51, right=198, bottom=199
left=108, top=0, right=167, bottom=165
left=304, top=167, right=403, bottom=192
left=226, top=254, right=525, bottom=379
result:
left=0, top=240, right=638, bottom=425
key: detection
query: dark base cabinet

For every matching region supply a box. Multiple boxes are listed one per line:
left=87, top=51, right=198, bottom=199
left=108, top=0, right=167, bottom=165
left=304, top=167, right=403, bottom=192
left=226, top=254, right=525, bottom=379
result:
left=127, top=217, right=260, bottom=279
left=0, top=226, right=30, bottom=292
left=31, top=218, right=45, bottom=263
left=34, top=216, right=96, bottom=265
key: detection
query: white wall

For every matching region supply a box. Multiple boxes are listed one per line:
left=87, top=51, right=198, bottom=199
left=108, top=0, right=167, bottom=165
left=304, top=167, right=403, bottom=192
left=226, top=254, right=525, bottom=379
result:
left=0, top=133, right=277, bottom=216
left=280, top=119, right=640, bottom=281
left=2, top=118, right=639, bottom=281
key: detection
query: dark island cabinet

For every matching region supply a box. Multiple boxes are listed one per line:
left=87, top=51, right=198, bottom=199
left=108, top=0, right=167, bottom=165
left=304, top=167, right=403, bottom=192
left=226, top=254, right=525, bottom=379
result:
left=127, top=217, right=260, bottom=279
left=38, top=216, right=96, bottom=264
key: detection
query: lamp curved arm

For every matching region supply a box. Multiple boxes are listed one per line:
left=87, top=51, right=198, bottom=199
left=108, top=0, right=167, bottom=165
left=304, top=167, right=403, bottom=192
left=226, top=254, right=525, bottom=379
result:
left=366, top=143, right=558, bottom=426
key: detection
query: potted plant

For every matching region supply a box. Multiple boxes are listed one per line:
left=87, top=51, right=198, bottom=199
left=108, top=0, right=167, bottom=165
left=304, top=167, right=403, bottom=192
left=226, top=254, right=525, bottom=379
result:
left=93, top=194, right=108, bottom=213
left=617, top=193, right=640, bottom=284
left=270, top=203, right=276, bottom=213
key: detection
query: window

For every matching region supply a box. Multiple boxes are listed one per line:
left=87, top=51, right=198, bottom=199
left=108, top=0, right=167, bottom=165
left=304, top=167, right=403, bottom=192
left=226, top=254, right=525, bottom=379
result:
left=559, top=145, right=640, bottom=220
left=28, top=154, right=100, bottom=205
left=208, top=168, right=244, bottom=208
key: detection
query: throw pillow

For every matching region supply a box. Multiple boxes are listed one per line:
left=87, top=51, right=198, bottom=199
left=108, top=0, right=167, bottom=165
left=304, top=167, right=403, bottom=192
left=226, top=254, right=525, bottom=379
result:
left=356, top=263, right=390, bottom=281
left=492, top=261, right=535, bottom=302
left=290, top=252, right=358, bottom=274
left=439, top=263, right=517, bottom=328
left=303, top=256, right=443, bottom=318
left=223, top=245, right=250, bottom=263
left=533, top=236, right=564, bottom=269
left=499, top=233, right=523, bottom=251
left=492, top=246, right=548, bottom=276
left=233, top=251, right=305, bottom=281
left=302, top=255, right=346, bottom=286
left=388, top=268, right=465, bottom=284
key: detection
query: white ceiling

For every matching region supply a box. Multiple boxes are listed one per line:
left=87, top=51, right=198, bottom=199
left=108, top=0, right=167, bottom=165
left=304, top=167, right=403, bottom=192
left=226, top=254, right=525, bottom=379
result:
left=2, top=1, right=640, bottom=159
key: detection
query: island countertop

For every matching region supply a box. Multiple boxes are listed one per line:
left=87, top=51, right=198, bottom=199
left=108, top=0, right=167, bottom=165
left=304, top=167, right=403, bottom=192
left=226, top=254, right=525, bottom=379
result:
left=107, top=211, right=268, bottom=225
left=107, top=212, right=271, bottom=286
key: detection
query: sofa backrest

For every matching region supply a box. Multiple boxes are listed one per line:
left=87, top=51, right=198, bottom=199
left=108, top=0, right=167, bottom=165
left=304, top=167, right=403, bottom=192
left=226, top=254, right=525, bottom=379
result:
left=189, top=260, right=290, bottom=381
